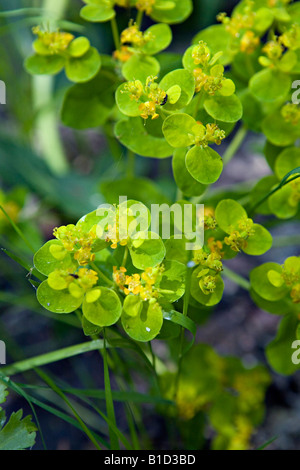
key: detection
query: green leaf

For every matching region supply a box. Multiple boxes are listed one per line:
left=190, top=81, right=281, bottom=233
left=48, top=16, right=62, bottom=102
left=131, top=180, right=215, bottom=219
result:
left=157, top=260, right=186, bottom=302
left=172, top=148, right=207, bottom=197
left=162, top=113, right=196, bottom=148
left=82, top=315, right=102, bottom=336
left=82, top=287, right=122, bottom=327
left=37, top=281, right=83, bottom=314
left=249, top=68, right=291, bottom=103
left=24, top=54, right=65, bottom=75
left=129, top=232, right=166, bottom=270
left=162, top=309, right=196, bottom=353
left=193, top=25, right=233, bottom=66
left=115, top=117, right=173, bottom=158
left=250, top=175, right=278, bottom=215
left=269, top=185, right=298, bottom=219
left=266, top=313, right=300, bottom=375
left=204, top=95, right=243, bottom=123
left=190, top=269, right=224, bottom=307
left=122, top=55, right=160, bottom=82
left=115, top=83, right=141, bottom=117
left=262, top=112, right=300, bottom=147
left=250, top=262, right=288, bottom=302
left=243, top=223, right=272, bottom=256
left=121, top=300, right=163, bottom=342
left=65, top=47, right=101, bottom=83
left=275, top=147, right=300, bottom=180
left=0, top=410, right=37, bottom=450
left=80, top=3, right=115, bottom=22
left=62, top=71, right=117, bottom=129
left=68, top=37, right=91, bottom=57
left=34, top=240, right=73, bottom=276
left=215, top=199, right=247, bottom=233
left=185, top=146, right=223, bottom=185
left=159, top=69, right=195, bottom=111
left=141, top=24, right=172, bottom=55
left=150, top=0, right=193, bottom=24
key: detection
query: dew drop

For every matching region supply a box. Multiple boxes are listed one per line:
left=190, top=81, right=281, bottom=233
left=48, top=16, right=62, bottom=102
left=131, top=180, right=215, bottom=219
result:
left=146, top=327, right=151, bottom=332
left=47, top=303, right=50, bottom=306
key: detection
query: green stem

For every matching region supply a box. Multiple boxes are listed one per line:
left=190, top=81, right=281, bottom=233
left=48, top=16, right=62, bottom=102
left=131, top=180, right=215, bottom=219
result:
left=173, top=263, right=192, bottom=401
left=122, top=246, right=129, bottom=267
left=223, top=125, right=248, bottom=166
left=148, top=342, right=156, bottom=372
left=192, top=90, right=205, bottom=119
left=103, top=330, right=120, bottom=450
left=90, top=262, right=114, bottom=287
left=111, top=17, right=120, bottom=50
left=136, top=9, right=144, bottom=28
left=222, top=266, right=250, bottom=291
left=1, top=340, right=107, bottom=376
left=127, top=150, right=136, bottom=178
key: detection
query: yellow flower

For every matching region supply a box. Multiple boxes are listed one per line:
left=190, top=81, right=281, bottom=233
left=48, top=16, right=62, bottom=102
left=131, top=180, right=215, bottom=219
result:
left=136, top=0, right=156, bottom=15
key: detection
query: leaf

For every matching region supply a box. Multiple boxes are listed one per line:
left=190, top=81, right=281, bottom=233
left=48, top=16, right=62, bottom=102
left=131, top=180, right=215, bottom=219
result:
left=159, top=69, right=195, bottom=111
left=82, top=287, right=122, bottom=327
left=122, top=55, right=160, bottom=82
left=215, top=199, right=247, bottom=233
left=249, top=68, right=291, bottom=103
left=80, top=3, right=115, bottom=22
left=122, top=300, right=163, bottom=342
left=115, top=117, right=173, bottom=158
left=141, top=23, right=172, bottom=55
left=37, top=281, right=83, bottom=314
left=157, top=260, right=186, bottom=302
left=34, top=240, right=73, bottom=276
left=68, top=37, right=91, bottom=57
left=162, top=309, right=196, bottom=354
left=150, top=0, right=193, bottom=24
left=0, top=409, right=36, bottom=450
left=275, top=148, right=300, bottom=180
left=266, top=313, right=300, bottom=375
left=162, top=113, right=196, bottom=148
left=185, top=146, right=223, bottom=185
left=129, top=232, right=166, bottom=270
left=204, top=95, right=243, bottom=123
left=250, top=263, right=288, bottom=302
left=262, top=112, right=300, bottom=146
left=62, top=71, right=117, bottom=129
left=115, top=83, right=141, bottom=117
left=65, top=47, right=101, bottom=83
left=24, top=54, right=65, bottom=75
left=190, top=268, right=224, bottom=306
left=172, top=148, right=207, bottom=197
left=243, top=223, right=272, bottom=256
left=193, top=25, right=233, bottom=66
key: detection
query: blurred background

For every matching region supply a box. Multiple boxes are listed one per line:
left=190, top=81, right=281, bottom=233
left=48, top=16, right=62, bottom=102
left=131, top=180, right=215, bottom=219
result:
left=0, top=0, right=300, bottom=450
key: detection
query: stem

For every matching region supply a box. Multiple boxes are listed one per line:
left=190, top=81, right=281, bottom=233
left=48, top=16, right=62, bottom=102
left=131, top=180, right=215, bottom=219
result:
left=103, top=330, right=120, bottom=450
left=136, top=9, right=144, bottom=28
left=222, top=266, right=250, bottom=291
left=173, top=263, right=192, bottom=401
left=1, top=340, right=107, bottom=376
left=90, top=262, right=114, bottom=287
left=111, top=17, right=120, bottom=50
left=192, top=90, right=205, bottom=119
left=222, top=125, right=248, bottom=166
left=148, top=342, right=156, bottom=372
left=127, top=150, right=136, bottom=178
left=122, top=246, right=129, bottom=267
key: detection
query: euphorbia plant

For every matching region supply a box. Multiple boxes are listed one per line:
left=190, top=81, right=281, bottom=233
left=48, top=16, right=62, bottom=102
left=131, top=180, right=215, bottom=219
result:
left=3, top=0, right=299, bottom=450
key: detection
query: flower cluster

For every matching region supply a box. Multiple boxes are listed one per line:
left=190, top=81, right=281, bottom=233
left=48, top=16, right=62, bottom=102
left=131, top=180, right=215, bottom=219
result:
left=136, top=0, right=156, bottom=14
left=224, top=217, right=255, bottom=252
left=281, top=257, right=300, bottom=303
left=32, top=27, right=74, bottom=55
left=113, top=265, right=164, bottom=301
left=122, top=75, right=167, bottom=120
left=281, top=103, right=300, bottom=126
left=52, top=224, right=97, bottom=265
left=193, top=122, right=226, bottom=148
left=48, top=266, right=98, bottom=299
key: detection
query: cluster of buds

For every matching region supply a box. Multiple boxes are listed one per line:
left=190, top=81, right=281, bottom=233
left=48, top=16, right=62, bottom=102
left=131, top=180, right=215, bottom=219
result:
left=262, top=37, right=284, bottom=61
left=47, top=267, right=98, bottom=299
left=113, top=265, right=164, bottom=301
left=207, top=237, right=224, bottom=257
left=122, top=75, right=168, bottom=120
left=193, top=248, right=223, bottom=273
left=224, top=217, right=255, bottom=252
left=136, top=0, right=156, bottom=15
left=52, top=224, right=97, bottom=265
left=120, top=22, right=152, bottom=48
left=194, top=63, right=228, bottom=95
left=193, top=122, right=226, bottom=148
left=217, top=1, right=259, bottom=54
left=281, top=103, right=300, bottom=126
left=280, top=24, right=300, bottom=51
left=32, top=26, right=74, bottom=54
